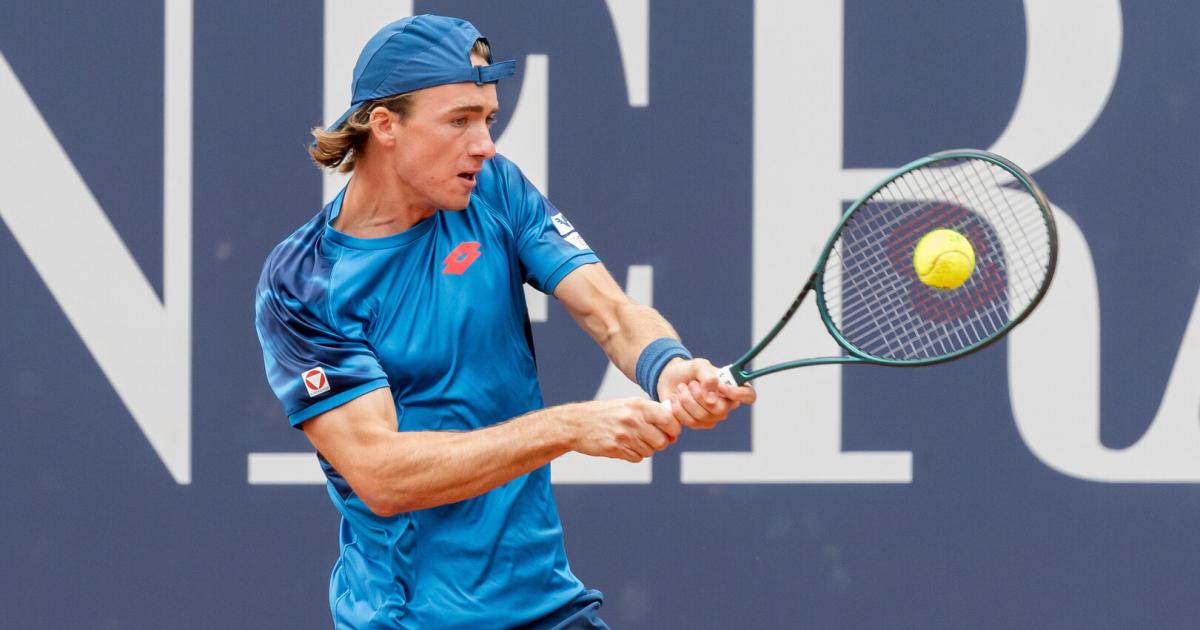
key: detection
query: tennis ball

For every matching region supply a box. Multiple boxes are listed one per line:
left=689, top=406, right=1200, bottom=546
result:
left=913, top=228, right=975, bottom=290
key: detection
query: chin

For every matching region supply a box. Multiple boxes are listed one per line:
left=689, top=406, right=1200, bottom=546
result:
left=438, top=192, right=472, bottom=211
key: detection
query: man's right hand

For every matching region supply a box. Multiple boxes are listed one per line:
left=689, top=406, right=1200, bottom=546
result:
left=565, top=398, right=681, bottom=463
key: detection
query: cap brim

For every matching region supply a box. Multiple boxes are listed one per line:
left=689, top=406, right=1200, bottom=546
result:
left=315, top=57, right=515, bottom=145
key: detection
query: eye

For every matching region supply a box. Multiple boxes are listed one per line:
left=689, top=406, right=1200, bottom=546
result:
left=486, top=115, right=497, bottom=128
left=451, top=117, right=468, bottom=127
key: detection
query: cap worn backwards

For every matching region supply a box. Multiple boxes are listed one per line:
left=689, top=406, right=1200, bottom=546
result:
left=324, top=14, right=516, bottom=133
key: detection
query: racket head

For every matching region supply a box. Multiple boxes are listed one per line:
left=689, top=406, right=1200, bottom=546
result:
left=812, top=149, right=1057, bottom=366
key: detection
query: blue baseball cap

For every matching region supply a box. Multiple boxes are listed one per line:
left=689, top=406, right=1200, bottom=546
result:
left=325, top=15, right=516, bottom=132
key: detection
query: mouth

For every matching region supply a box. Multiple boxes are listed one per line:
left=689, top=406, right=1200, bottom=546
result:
left=457, top=171, right=478, bottom=183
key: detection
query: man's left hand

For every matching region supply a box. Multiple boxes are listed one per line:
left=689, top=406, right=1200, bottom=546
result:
left=657, top=357, right=757, bottom=430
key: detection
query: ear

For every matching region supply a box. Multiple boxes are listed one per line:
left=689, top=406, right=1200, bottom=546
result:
left=368, top=106, right=399, bottom=148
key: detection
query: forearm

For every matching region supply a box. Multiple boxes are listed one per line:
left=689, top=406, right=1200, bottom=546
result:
left=554, top=264, right=686, bottom=388
left=553, top=265, right=755, bottom=432
left=604, top=300, right=680, bottom=381
left=360, top=406, right=577, bottom=514
left=308, top=386, right=677, bottom=515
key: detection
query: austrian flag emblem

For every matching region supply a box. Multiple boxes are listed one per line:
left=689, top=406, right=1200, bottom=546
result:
left=302, top=367, right=330, bottom=397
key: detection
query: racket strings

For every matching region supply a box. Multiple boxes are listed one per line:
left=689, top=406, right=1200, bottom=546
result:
left=821, top=157, right=1053, bottom=362
left=935, top=162, right=1046, bottom=296
left=832, top=197, right=1016, bottom=358
left=975, top=161, right=1049, bottom=293
left=833, top=166, right=1044, bottom=358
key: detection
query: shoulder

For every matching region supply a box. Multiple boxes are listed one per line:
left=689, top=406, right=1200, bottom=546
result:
left=256, top=210, right=337, bottom=325
left=478, top=152, right=523, bottom=187
left=472, top=153, right=532, bottom=211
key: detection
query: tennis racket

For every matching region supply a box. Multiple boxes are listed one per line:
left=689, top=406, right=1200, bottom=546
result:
left=716, top=149, right=1057, bottom=387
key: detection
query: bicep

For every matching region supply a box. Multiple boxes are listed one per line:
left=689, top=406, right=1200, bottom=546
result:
left=301, top=387, right=397, bottom=490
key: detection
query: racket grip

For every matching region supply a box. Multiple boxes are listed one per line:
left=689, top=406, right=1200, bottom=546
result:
left=716, top=365, right=738, bottom=387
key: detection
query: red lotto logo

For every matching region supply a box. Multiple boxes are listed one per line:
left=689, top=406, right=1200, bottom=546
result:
left=302, top=367, right=330, bottom=397
left=442, top=241, right=482, bottom=275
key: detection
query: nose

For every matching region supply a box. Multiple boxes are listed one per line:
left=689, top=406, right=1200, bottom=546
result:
left=468, top=123, right=496, bottom=160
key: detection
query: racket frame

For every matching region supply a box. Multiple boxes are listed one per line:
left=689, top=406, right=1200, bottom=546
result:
left=721, top=149, right=1058, bottom=386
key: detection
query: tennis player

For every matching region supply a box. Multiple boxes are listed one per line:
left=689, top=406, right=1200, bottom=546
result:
left=255, top=14, right=755, bottom=629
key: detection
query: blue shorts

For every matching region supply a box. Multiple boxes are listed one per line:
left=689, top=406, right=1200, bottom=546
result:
left=517, top=589, right=609, bottom=630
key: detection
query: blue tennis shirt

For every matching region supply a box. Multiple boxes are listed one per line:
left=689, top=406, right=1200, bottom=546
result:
left=255, top=154, right=600, bottom=628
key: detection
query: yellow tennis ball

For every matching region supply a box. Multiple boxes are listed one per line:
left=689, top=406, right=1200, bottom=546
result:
left=913, top=228, right=976, bottom=290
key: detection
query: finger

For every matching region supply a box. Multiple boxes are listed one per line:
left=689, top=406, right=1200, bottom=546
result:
left=645, top=400, right=683, bottom=438
left=670, top=383, right=703, bottom=425
left=690, top=381, right=732, bottom=424
left=617, top=445, right=644, bottom=463
left=635, top=422, right=673, bottom=451
left=622, top=429, right=657, bottom=457
left=657, top=414, right=682, bottom=440
left=675, top=383, right=717, bottom=429
left=719, top=383, right=758, bottom=404
left=651, top=408, right=683, bottom=439
left=689, top=381, right=730, bottom=416
left=668, top=395, right=696, bottom=430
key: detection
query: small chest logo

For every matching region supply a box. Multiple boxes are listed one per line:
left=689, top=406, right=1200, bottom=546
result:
left=302, top=367, right=330, bottom=397
left=443, top=241, right=482, bottom=275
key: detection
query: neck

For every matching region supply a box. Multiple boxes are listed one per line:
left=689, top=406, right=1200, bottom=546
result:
left=334, top=153, right=436, bottom=238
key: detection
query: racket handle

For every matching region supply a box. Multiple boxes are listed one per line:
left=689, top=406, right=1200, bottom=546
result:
left=716, top=365, right=738, bottom=387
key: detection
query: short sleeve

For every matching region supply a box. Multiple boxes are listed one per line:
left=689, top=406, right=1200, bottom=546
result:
left=484, top=155, right=600, bottom=293
left=255, top=268, right=390, bottom=427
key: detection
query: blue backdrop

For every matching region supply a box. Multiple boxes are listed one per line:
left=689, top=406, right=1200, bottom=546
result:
left=3, top=1, right=1199, bottom=628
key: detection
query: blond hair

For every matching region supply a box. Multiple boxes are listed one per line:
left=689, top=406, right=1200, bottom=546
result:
left=308, top=38, right=494, bottom=172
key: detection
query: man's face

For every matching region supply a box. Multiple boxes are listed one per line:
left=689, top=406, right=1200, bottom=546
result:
left=387, top=55, right=499, bottom=211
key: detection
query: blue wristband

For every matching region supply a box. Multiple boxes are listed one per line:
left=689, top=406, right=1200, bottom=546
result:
left=635, top=338, right=693, bottom=401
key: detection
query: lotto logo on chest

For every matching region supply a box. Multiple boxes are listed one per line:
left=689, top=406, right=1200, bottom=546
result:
left=443, top=241, right=482, bottom=275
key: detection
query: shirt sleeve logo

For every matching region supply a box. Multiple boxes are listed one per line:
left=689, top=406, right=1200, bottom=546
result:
left=550, top=213, right=589, bottom=250
left=443, top=241, right=483, bottom=275
left=564, top=232, right=590, bottom=250
left=550, top=213, right=575, bottom=236
left=302, top=367, right=330, bottom=397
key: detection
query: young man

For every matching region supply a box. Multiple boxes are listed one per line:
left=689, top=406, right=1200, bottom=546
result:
left=255, top=15, right=755, bottom=629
